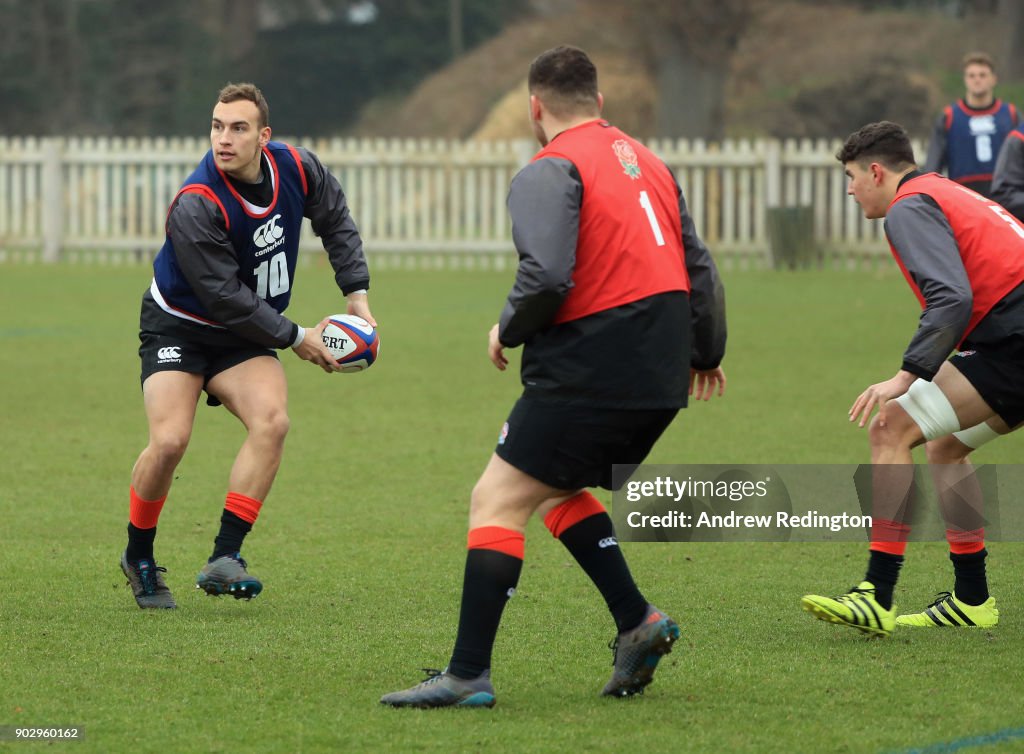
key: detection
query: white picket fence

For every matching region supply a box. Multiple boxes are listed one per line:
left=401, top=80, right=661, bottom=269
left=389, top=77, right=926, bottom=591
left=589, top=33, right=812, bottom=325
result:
left=0, top=135, right=919, bottom=267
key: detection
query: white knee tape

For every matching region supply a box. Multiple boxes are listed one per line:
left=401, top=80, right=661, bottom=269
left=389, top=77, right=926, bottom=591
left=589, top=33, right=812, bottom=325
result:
left=893, top=379, right=960, bottom=441
left=953, top=421, right=1001, bottom=449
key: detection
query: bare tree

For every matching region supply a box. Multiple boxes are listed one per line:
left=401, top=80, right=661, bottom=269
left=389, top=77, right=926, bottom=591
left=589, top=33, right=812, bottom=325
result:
left=448, top=0, right=464, bottom=60
left=589, top=0, right=750, bottom=139
left=221, top=0, right=261, bottom=61
left=995, top=0, right=1024, bottom=79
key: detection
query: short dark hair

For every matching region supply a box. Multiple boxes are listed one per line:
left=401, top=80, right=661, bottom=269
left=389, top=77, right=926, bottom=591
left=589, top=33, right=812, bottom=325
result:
left=217, top=82, right=270, bottom=128
left=836, top=121, right=916, bottom=170
left=528, top=45, right=600, bottom=118
left=962, top=51, right=995, bottom=73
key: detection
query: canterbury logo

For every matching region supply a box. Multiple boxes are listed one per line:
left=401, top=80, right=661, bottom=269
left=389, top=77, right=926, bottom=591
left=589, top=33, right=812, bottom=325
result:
left=598, top=537, right=618, bottom=549
left=253, top=213, right=284, bottom=248
left=157, top=347, right=181, bottom=360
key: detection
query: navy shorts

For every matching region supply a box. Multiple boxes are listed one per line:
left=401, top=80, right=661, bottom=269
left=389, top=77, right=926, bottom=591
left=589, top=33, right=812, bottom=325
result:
left=139, top=330, right=276, bottom=406
left=494, top=397, right=678, bottom=491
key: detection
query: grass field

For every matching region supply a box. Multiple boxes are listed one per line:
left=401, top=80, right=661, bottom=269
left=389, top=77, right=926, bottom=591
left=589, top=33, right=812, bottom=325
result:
left=1, top=261, right=1023, bottom=754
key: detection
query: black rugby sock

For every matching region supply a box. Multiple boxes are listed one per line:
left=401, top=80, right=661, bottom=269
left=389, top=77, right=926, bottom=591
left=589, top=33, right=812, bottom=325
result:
left=865, top=550, right=904, bottom=611
left=126, top=523, right=156, bottom=563
left=556, top=512, right=648, bottom=633
left=951, top=548, right=989, bottom=606
left=545, top=493, right=649, bottom=632
left=448, top=528, right=524, bottom=680
left=211, top=510, right=252, bottom=561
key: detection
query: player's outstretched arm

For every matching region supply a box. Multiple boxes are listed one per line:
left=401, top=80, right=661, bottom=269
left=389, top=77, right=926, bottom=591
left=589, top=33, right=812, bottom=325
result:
left=292, top=319, right=342, bottom=373
left=690, top=367, right=726, bottom=401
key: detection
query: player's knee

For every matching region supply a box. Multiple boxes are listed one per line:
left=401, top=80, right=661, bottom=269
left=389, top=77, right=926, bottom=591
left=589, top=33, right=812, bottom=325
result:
left=150, top=431, right=190, bottom=467
left=867, top=411, right=920, bottom=452
left=469, top=478, right=497, bottom=519
left=468, top=478, right=522, bottom=526
left=254, top=408, right=290, bottom=445
left=925, top=435, right=971, bottom=465
left=866, top=416, right=896, bottom=451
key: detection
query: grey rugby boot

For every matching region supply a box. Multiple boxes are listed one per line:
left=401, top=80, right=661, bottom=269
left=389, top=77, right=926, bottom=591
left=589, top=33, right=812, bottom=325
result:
left=120, top=551, right=177, bottom=609
left=601, top=604, right=680, bottom=697
left=196, top=553, right=263, bottom=599
left=380, top=668, right=496, bottom=708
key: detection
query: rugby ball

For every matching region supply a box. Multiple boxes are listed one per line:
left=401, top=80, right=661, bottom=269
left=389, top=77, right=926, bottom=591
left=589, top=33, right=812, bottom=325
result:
left=321, top=314, right=379, bottom=373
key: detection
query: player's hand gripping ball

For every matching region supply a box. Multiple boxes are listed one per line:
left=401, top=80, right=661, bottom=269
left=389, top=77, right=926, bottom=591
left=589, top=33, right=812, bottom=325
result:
left=321, top=314, right=379, bottom=373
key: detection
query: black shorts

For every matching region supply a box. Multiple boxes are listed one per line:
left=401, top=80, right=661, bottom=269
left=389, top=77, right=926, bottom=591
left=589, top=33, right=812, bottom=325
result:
left=494, top=397, right=678, bottom=491
left=950, top=342, right=1024, bottom=427
left=139, top=330, right=276, bottom=406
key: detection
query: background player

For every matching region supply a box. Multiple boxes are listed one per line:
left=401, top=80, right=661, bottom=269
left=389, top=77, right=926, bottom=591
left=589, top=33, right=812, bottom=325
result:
left=381, top=45, right=727, bottom=708
left=991, top=122, right=1024, bottom=220
left=121, top=83, right=374, bottom=608
left=923, top=51, right=1018, bottom=198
